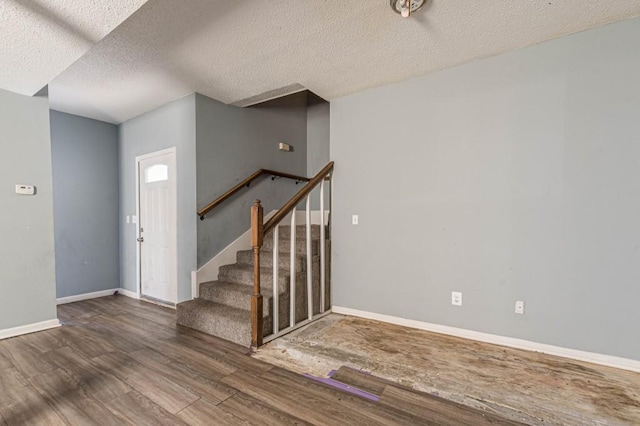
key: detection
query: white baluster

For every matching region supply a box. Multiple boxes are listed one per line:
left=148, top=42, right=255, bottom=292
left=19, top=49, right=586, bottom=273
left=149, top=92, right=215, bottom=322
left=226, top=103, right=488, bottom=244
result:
left=290, top=210, right=296, bottom=327
left=306, top=195, right=312, bottom=320
left=320, top=179, right=325, bottom=313
left=272, top=225, right=279, bottom=334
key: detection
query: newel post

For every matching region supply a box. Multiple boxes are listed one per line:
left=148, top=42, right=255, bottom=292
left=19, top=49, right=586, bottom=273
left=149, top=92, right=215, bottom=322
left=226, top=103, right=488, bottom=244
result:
left=251, top=200, right=264, bottom=347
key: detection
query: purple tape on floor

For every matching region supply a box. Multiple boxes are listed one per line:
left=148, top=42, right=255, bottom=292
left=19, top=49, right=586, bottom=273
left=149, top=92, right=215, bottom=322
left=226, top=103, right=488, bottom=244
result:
left=303, top=374, right=380, bottom=402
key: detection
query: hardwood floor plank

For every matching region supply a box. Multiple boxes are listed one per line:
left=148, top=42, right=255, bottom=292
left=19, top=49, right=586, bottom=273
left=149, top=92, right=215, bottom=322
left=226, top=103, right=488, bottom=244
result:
left=57, top=302, right=100, bottom=323
left=330, top=366, right=388, bottom=396
left=0, top=366, right=66, bottom=425
left=128, top=348, right=238, bottom=404
left=169, top=333, right=273, bottom=375
left=28, top=368, right=123, bottom=425
left=218, top=391, right=313, bottom=426
left=145, top=339, right=239, bottom=377
left=380, top=384, right=523, bottom=425
left=45, top=346, right=130, bottom=403
left=92, top=352, right=200, bottom=414
left=0, top=351, right=12, bottom=370
left=15, top=329, right=66, bottom=353
left=176, top=398, right=251, bottom=426
left=221, top=370, right=384, bottom=426
left=2, top=345, right=58, bottom=379
left=178, top=327, right=250, bottom=354
left=105, top=390, right=188, bottom=426
left=0, top=384, right=66, bottom=425
left=113, top=312, right=181, bottom=339
left=67, top=322, right=145, bottom=354
left=263, top=367, right=431, bottom=426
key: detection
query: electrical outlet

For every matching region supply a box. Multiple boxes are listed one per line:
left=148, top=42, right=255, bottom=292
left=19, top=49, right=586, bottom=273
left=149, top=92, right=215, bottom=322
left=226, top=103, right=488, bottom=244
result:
left=451, top=291, right=462, bottom=306
left=352, top=215, right=359, bottom=225
left=515, top=301, right=525, bottom=314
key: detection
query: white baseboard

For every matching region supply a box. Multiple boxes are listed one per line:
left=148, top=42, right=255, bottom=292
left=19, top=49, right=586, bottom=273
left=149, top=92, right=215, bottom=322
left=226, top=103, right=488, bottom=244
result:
left=0, top=319, right=61, bottom=340
left=117, top=288, right=140, bottom=300
left=56, top=288, right=121, bottom=305
left=332, top=306, right=640, bottom=373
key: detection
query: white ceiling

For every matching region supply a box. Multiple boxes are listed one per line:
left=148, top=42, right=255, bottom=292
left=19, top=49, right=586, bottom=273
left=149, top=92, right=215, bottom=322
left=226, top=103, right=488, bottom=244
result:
left=0, top=0, right=147, bottom=97
left=15, top=0, right=640, bottom=123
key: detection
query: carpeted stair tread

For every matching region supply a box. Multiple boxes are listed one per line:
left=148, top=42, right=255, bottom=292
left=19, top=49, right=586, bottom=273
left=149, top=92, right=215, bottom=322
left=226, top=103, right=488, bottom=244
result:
left=266, top=224, right=323, bottom=239
left=262, top=236, right=321, bottom=255
left=199, top=280, right=287, bottom=311
left=177, top=223, right=330, bottom=346
left=236, top=249, right=308, bottom=272
left=176, top=299, right=259, bottom=347
left=218, top=263, right=301, bottom=289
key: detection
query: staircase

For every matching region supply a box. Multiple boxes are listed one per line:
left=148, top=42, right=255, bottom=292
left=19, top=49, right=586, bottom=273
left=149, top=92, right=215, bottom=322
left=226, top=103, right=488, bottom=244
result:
left=177, top=225, right=330, bottom=347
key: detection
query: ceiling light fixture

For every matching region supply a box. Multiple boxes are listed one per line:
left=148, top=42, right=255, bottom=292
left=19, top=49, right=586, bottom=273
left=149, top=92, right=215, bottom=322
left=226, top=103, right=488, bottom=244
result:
left=390, top=0, right=426, bottom=18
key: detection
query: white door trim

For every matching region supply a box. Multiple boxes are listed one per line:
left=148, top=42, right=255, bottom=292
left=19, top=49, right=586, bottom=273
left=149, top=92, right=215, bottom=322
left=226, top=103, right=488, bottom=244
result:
left=135, top=147, right=178, bottom=302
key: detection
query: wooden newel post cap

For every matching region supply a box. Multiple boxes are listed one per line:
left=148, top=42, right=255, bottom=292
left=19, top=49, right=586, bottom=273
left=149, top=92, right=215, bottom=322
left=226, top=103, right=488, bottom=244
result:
left=253, top=199, right=261, bottom=205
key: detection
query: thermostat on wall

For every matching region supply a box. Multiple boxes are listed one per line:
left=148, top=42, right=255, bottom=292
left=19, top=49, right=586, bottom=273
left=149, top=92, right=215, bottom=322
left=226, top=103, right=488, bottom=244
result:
left=15, top=184, right=35, bottom=195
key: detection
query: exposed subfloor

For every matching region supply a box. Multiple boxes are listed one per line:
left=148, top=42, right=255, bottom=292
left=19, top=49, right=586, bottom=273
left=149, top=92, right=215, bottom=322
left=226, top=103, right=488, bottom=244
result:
left=252, top=314, right=640, bottom=425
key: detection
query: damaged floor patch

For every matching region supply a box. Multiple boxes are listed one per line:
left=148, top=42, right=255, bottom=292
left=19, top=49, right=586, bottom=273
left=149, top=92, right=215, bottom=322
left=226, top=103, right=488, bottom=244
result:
left=252, top=314, right=640, bottom=425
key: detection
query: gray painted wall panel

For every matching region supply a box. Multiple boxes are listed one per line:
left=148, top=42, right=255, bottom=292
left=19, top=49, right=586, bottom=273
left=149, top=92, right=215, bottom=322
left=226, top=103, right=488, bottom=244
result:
left=330, top=18, right=640, bottom=360
left=196, top=93, right=307, bottom=267
left=119, top=95, right=197, bottom=302
left=307, top=98, right=330, bottom=176
left=0, top=89, right=57, bottom=329
left=50, top=111, right=120, bottom=299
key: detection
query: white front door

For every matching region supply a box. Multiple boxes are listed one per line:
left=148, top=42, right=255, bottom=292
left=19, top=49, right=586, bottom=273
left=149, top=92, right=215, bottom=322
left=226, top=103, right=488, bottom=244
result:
left=137, top=149, right=177, bottom=304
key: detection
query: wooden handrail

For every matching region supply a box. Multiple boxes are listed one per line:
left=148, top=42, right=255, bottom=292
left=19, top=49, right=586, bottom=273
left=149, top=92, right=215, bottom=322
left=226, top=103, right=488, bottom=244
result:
left=250, top=161, right=334, bottom=347
left=197, top=169, right=309, bottom=220
left=263, top=161, right=334, bottom=235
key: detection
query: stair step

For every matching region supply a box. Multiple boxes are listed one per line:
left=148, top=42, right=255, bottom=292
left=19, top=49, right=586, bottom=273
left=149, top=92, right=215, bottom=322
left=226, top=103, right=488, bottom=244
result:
left=199, top=280, right=285, bottom=311
left=176, top=299, right=257, bottom=347
left=262, top=236, right=320, bottom=255
left=218, top=263, right=301, bottom=288
left=236, top=249, right=308, bottom=272
left=267, top=224, right=323, bottom=239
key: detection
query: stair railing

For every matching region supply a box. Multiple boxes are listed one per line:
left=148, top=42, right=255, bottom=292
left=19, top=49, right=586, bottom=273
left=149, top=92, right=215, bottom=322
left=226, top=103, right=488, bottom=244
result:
left=250, top=161, right=334, bottom=347
left=197, top=169, right=309, bottom=220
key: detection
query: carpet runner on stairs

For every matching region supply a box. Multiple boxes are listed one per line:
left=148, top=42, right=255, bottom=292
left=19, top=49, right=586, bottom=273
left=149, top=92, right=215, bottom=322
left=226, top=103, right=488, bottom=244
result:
left=177, top=225, right=329, bottom=346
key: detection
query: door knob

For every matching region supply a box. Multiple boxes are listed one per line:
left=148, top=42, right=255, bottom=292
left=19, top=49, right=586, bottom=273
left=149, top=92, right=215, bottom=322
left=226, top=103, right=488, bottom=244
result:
left=137, top=237, right=144, bottom=243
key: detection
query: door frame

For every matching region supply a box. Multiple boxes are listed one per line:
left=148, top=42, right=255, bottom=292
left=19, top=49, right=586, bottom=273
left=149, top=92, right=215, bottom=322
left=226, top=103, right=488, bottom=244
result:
left=135, top=147, right=178, bottom=303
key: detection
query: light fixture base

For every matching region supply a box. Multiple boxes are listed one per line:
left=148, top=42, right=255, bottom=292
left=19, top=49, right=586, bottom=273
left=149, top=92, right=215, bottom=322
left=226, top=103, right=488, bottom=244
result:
left=390, top=0, right=426, bottom=18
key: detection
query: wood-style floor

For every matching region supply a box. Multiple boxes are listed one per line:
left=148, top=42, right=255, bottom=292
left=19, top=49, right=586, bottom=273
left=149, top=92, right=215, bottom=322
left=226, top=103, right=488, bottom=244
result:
left=0, top=296, right=520, bottom=425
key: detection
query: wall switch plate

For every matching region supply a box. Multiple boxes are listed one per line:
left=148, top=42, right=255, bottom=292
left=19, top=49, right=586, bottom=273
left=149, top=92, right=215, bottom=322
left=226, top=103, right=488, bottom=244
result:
left=132, top=215, right=138, bottom=224
left=352, top=214, right=359, bottom=225
left=15, top=184, right=35, bottom=195
left=515, top=301, right=525, bottom=314
left=451, top=291, right=462, bottom=306
left=126, top=215, right=130, bottom=224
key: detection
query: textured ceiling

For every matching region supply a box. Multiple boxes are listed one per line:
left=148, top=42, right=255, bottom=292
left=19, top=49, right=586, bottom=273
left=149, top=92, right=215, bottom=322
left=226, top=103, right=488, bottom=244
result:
left=0, top=0, right=147, bottom=96
left=46, top=0, right=640, bottom=123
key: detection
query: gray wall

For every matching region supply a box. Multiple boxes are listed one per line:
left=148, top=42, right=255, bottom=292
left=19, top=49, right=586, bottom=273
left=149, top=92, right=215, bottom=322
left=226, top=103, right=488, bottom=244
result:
left=119, top=95, right=197, bottom=302
left=331, top=18, right=640, bottom=360
left=50, top=111, right=119, bottom=299
left=0, top=89, right=57, bottom=329
left=196, top=93, right=308, bottom=267
left=307, top=94, right=330, bottom=176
